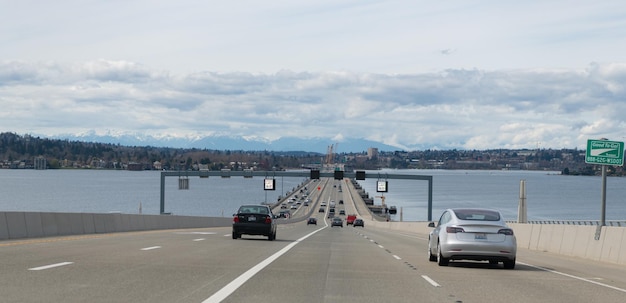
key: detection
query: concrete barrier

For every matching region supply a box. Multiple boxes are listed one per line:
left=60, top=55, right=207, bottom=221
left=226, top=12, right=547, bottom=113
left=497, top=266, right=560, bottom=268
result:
left=0, top=211, right=232, bottom=241
left=508, top=223, right=626, bottom=265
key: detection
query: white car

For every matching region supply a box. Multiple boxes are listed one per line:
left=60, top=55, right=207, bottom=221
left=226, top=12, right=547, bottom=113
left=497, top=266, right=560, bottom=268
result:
left=428, top=208, right=517, bottom=269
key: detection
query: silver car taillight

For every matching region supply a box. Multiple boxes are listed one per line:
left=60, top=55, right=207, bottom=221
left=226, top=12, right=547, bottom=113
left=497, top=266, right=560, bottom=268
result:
left=446, top=226, right=465, bottom=233
left=498, top=228, right=514, bottom=236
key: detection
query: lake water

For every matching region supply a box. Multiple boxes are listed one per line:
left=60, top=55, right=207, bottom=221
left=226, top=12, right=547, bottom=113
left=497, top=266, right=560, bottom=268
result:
left=0, top=169, right=306, bottom=217
left=356, top=169, right=626, bottom=221
left=1, top=169, right=625, bottom=222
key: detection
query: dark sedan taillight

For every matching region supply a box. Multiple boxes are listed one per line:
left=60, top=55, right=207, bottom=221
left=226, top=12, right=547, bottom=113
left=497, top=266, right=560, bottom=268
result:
left=498, top=228, right=514, bottom=236
left=446, top=226, right=465, bottom=233
left=264, top=217, right=272, bottom=224
left=233, top=216, right=240, bottom=223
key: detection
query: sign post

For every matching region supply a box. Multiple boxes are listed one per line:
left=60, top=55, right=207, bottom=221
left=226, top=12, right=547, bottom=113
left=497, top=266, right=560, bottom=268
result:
left=585, top=139, right=624, bottom=235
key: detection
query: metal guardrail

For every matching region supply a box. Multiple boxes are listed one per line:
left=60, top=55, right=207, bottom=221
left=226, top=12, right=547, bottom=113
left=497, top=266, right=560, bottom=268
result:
left=507, top=220, right=626, bottom=226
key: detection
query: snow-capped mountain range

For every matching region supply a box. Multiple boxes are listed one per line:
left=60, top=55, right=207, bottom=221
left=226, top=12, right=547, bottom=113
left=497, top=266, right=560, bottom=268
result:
left=50, top=132, right=403, bottom=153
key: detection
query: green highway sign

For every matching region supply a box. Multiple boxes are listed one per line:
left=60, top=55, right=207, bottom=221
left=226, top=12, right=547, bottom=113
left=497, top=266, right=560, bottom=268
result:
left=585, top=139, right=624, bottom=166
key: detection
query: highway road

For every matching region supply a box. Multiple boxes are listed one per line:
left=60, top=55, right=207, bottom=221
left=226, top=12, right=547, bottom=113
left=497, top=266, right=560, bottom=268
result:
left=2, top=179, right=626, bottom=302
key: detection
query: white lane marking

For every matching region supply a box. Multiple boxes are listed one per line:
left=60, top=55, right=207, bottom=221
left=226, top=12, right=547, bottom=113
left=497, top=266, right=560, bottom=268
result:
left=223, top=234, right=230, bottom=237
left=202, top=227, right=327, bottom=303
left=193, top=238, right=206, bottom=242
left=378, top=244, right=385, bottom=249
left=141, top=246, right=161, bottom=251
left=518, top=261, right=626, bottom=293
left=422, top=275, right=441, bottom=287
left=29, top=262, right=74, bottom=271
left=393, top=255, right=401, bottom=260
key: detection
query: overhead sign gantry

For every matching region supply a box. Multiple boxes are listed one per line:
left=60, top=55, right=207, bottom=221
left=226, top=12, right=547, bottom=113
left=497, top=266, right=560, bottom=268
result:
left=160, top=170, right=434, bottom=220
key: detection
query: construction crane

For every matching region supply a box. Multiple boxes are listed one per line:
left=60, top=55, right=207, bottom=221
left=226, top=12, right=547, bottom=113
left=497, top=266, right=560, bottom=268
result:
left=325, top=143, right=338, bottom=165
left=375, top=195, right=386, bottom=207
left=325, top=144, right=334, bottom=165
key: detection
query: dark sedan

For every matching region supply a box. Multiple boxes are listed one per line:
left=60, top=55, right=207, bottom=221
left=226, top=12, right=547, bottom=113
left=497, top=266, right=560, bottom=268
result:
left=307, top=217, right=317, bottom=225
left=331, top=217, right=343, bottom=227
left=353, top=218, right=364, bottom=227
left=232, top=204, right=277, bottom=241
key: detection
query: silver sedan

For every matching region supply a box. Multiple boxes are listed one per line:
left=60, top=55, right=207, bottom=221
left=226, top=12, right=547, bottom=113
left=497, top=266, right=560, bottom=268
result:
left=428, top=208, right=517, bottom=269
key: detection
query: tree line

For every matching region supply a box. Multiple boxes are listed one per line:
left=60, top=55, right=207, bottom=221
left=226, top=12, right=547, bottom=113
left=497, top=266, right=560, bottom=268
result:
left=1, top=132, right=622, bottom=176
left=0, top=132, right=321, bottom=170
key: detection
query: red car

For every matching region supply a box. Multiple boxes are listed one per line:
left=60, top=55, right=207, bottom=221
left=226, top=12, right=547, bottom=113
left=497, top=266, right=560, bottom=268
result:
left=346, top=214, right=357, bottom=225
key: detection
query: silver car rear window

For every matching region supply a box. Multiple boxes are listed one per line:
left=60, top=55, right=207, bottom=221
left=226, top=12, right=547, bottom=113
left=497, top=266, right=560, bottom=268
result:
left=454, top=209, right=500, bottom=221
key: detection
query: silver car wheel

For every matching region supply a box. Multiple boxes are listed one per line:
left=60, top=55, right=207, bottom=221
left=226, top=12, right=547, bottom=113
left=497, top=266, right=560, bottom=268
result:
left=437, top=242, right=449, bottom=266
left=428, top=240, right=437, bottom=262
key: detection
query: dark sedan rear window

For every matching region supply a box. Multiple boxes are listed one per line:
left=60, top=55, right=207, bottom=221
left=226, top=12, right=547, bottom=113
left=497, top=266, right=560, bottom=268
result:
left=238, top=206, right=269, bottom=214
left=454, top=209, right=500, bottom=221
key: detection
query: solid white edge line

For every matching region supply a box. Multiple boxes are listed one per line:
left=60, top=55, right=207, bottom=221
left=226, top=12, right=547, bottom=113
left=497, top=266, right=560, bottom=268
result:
left=517, top=261, right=626, bottom=293
left=29, top=262, right=74, bottom=271
left=421, top=275, right=441, bottom=287
left=202, top=226, right=327, bottom=303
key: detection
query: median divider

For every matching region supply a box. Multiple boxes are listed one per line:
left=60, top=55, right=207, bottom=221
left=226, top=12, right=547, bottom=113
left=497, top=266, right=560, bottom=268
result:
left=0, top=211, right=232, bottom=240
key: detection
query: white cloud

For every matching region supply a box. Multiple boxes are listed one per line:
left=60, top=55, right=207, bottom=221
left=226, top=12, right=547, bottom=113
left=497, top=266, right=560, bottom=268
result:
left=3, top=60, right=624, bottom=150
left=2, top=1, right=626, bottom=150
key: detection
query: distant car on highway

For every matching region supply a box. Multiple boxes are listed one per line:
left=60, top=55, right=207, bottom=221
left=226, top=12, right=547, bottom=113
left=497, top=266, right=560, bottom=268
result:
left=307, top=217, right=317, bottom=225
left=428, top=208, right=516, bottom=269
left=331, top=217, right=343, bottom=227
left=319, top=207, right=325, bottom=213
left=353, top=218, right=364, bottom=227
left=232, top=204, right=277, bottom=241
left=339, top=209, right=345, bottom=215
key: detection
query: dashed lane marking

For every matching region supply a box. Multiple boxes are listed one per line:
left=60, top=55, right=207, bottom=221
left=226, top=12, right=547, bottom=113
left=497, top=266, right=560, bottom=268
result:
left=422, top=275, right=441, bottom=287
left=140, top=246, right=161, bottom=251
left=29, top=262, right=74, bottom=271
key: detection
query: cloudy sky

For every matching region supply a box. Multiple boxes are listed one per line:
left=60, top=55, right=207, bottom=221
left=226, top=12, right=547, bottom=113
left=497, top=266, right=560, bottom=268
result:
left=1, top=0, right=626, bottom=151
